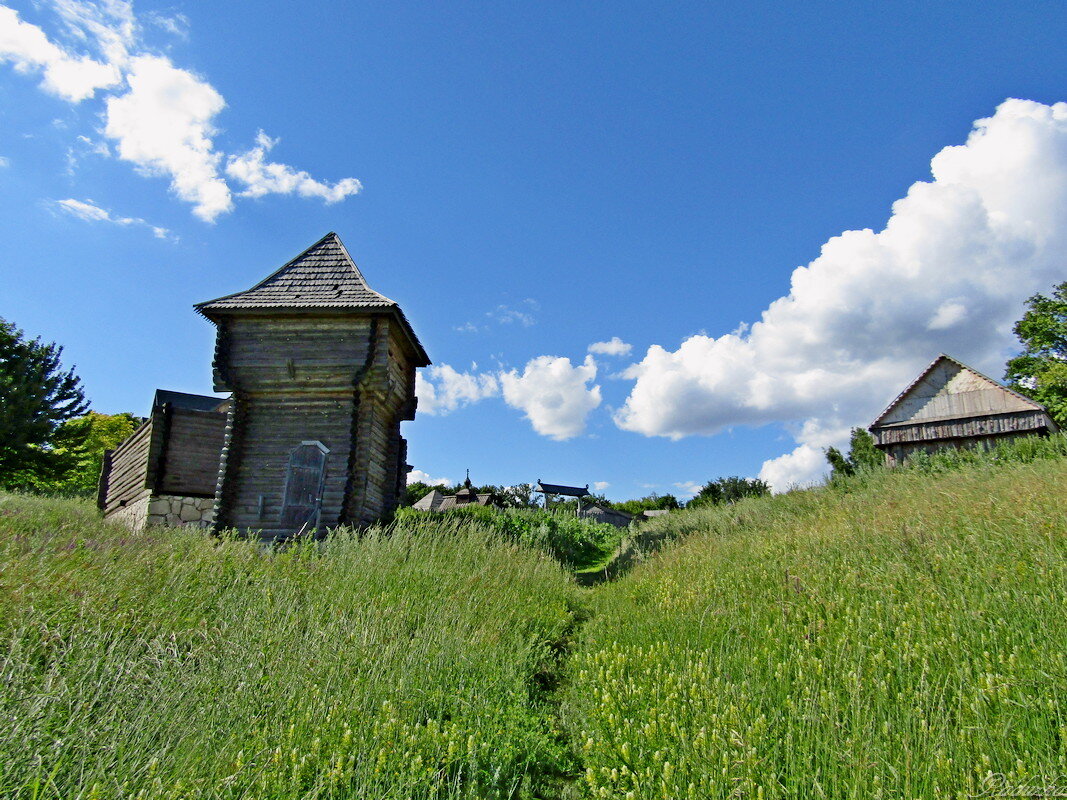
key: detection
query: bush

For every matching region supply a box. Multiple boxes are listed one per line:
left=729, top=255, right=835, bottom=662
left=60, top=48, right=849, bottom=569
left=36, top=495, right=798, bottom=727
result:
left=395, top=505, right=624, bottom=570
left=901, top=431, right=1067, bottom=474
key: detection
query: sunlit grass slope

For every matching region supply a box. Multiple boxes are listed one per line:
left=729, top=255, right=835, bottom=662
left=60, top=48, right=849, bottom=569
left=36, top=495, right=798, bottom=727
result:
left=0, top=495, right=578, bottom=799
left=564, top=460, right=1067, bottom=799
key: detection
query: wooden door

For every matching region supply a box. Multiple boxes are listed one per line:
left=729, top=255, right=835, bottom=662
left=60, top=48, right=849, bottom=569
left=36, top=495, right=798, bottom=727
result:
left=280, top=441, right=329, bottom=529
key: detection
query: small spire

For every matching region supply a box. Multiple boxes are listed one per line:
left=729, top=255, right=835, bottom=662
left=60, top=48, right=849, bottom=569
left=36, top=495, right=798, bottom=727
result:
left=464, top=468, right=472, bottom=489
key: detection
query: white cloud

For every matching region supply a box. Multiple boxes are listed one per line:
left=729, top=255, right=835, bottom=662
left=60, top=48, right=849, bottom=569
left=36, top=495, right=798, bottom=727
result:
left=55, top=196, right=172, bottom=238
left=407, top=469, right=452, bottom=487
left=0, top=1, right=363, bottom=221
left=0, top=155, right=9, bottom=167
left=104, top=55, right=232, bottom=221
left=416, top=365, right=500, bottom=415
left=143, top=10, right=188, bottom=39
left=613, top=99, right=1067, bottom=490
left=490, top=304, right=536, bottom=327
left=500, top=354, right=602, bottom=440
left=674, top=480, right=702, bottom=498
left=51, top=0, right=135, bottom=64
left=226, top=131, right=362, bottom=203
left=0, top=5, right=120, bottom=101
left=593, top=481, right=610, bottom=492
left=588, top=336, right=633, bottom=357
left=416, top=354, right=601, bottom=440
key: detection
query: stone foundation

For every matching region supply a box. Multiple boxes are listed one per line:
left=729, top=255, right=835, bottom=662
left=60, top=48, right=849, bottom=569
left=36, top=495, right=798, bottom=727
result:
left=107, top=494, right=150, bottom=530
left=147, top=494, right=215, bottom=528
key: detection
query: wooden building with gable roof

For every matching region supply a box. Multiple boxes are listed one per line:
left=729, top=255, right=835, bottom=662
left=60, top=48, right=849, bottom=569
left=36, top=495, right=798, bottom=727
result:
left=98, top=390, right=228, bottom=530
left=869, top=354, right=1058, bottom=467
left=194, top=232, right=430, bottom=539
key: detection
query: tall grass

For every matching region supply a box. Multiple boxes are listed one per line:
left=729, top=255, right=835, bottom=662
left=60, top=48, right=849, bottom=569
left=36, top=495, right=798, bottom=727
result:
left=4, top=446, right=1066, bottom=799
left=563, top=459, right=1067, bottom=799
left=0, top=495, right=579, bottom=799
left=396, top=505, right=625, bottom=570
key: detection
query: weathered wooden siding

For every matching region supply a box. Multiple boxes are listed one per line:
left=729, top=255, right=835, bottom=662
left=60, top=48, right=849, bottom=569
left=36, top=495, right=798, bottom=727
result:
left=210, top=313, right=420, bottom=538
left=101, top=418, right=155, bottom=516
left=872, top=410, right=1052, bottom=447
left=212, top=315, right=374, bottom=393
left=879, top=359, right=1039, bottom=426
left=156, top=407, right=228, bottom=497
left=216, top=393, right=355, bottom=538
left=881, top=430, right=1045, bottom=467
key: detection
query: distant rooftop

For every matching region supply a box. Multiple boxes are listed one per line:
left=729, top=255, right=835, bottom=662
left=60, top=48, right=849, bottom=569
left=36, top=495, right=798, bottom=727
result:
left=536, top=480, right=590, bottom=497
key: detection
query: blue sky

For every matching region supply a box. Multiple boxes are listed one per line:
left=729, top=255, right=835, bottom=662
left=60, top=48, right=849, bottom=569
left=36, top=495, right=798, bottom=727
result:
left=2, top=1, right=1066, bottom=499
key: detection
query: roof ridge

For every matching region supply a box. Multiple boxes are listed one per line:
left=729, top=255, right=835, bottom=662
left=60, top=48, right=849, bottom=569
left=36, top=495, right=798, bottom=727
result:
left=194, top=232, right=395, bottom=311
left=870, top=353, right=1046, bottom=429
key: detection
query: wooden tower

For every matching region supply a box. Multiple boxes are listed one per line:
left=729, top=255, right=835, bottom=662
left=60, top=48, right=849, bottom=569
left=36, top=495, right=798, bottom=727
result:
left=195, top=233, right=429, bottom=539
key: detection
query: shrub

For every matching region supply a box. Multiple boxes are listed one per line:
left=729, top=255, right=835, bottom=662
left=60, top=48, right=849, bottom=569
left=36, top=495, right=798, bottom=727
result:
left=395, top=505, right=624, bottom=570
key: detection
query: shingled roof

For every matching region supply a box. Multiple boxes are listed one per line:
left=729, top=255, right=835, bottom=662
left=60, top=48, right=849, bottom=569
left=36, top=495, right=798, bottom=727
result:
left=195, top=232, right=429, bottom=365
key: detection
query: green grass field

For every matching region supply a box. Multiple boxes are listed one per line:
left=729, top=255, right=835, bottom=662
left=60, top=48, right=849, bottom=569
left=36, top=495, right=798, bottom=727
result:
left=2, top=452, right=1065, bottom=798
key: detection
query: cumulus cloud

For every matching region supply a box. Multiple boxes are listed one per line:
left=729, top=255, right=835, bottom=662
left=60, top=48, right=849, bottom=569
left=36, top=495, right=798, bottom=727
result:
left=407, top=469, right=452, bottom=487
left=0, top=155, right=9, bottom=167
left=415, top=365, right=500, bottom=415
left=0, top=5, right=120, bottom=101
left=227, top=131, right=362, bottom=203
left=500, top=355, right=601, bottom=440
left=417, top=354, right=603, bottom=440
left=614, top=99, right=1067, bottom=490
left=588, top=336, right=633, bottom=357
left=592, top=481, right=610, bottom=492
left=55, top=196, right=171, bottom=238
left=0, top=1, right=362, bottom=220
left=104, top=55, right=232, bottom=221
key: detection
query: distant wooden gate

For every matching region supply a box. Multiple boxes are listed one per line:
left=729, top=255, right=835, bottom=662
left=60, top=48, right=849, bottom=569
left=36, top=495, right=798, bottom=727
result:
left=280, top=441, right=329, bottom=531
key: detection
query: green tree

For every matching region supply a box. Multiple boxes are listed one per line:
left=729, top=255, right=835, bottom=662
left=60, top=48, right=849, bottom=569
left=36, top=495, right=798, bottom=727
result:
left=825, top=427, right=883, bottom=479
left=1005, top=280, right=1067, bottom=428
left=403, top=480, right=448, bottom=507
left=0, top=319, right=89, bottom=488
left=614, top=493, right=681, bottom=516
left=687, top=477, right=769, bottom=508
left=43, top=412, right=141, bottom=496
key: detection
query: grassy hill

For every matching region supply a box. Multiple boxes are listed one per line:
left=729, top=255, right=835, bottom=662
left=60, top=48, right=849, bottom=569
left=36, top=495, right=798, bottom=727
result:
left=1, top=452, right=1064, bottom=798
left=564, top=458, right=1067, bottom=799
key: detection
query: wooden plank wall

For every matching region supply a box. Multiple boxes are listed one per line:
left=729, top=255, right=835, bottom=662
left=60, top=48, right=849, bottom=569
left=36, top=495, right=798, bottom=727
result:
left=158, top=407, right=228, bottom=497
left=223, top=393, right=355, bottom=538
left=101, top=419, right=155, bottom=515
left=873, top=410, right=1050, bottom=447
left=213, top=314, right=420, bottom=537
left=217, top=315, right=374, bottom=392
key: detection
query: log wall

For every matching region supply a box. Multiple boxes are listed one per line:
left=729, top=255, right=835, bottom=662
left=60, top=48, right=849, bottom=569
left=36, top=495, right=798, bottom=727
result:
left=872, top=409, right=1051, bottom=447
left=157, top=407, right=228, bottom=497
left=100, top=418, right=155, bottom=517
left=211, top=313, right=418, bottom=538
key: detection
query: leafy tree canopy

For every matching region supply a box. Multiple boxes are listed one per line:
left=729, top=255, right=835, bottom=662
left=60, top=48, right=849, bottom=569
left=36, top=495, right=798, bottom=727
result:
left=40, top=412, right=141, bottom=496
left=0, top=318, right=89, bottom=487
left=825, top=427, right=884, bottom=480
left=687, top=477, right=769, bottom=508
left=613, top=493, right=681, bottom=515
left=1005, top=280, right=1067, bottom=428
